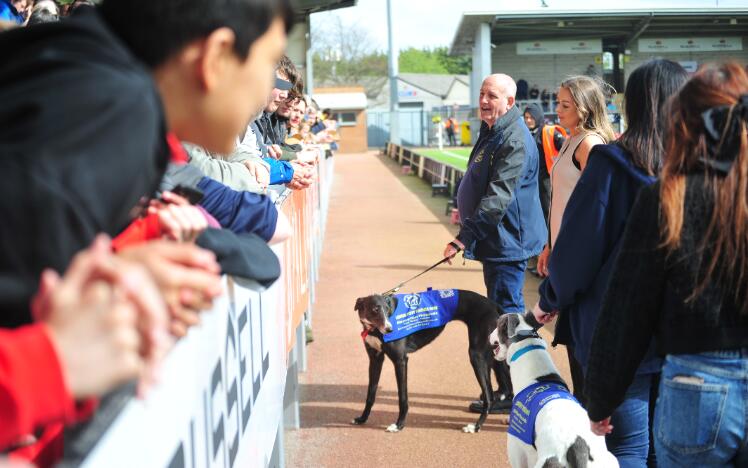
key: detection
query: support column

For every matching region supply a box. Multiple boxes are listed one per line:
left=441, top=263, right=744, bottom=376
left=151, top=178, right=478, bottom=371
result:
left=386, top=0, right=400, bottom=145
left=470, top=22, right=492, bottom=108
left=305, top=16, right=314, bottom=100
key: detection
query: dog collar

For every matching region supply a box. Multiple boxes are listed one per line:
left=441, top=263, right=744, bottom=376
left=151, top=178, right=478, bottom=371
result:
left=510, top=344, right=545, bottom=363
left=509, top=329, right=541, bottom=343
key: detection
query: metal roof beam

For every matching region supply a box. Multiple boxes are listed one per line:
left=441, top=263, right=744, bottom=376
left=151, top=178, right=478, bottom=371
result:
left=625, top=13, right=654, bottom=48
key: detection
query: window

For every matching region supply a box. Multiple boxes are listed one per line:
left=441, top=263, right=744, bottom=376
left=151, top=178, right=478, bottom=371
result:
left=335, top=111, right=357, bottom=127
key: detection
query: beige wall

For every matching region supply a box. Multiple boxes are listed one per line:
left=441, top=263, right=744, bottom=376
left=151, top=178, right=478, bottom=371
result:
left=491, top=42, right=601, bottom=94
left=336, top=110, right=368, bottom=153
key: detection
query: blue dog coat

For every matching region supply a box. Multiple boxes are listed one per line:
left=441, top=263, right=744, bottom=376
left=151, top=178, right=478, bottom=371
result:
left=508, top=382, right=579, bottom=446
left=383, top=289, right=459, bottom=342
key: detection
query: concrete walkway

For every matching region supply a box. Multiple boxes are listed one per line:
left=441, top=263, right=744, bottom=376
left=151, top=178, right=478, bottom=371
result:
left=285, top=151, right=571, bottom=467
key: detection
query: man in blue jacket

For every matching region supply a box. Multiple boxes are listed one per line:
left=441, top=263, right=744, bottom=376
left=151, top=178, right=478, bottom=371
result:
left=443, top=73, right=546, bottom=411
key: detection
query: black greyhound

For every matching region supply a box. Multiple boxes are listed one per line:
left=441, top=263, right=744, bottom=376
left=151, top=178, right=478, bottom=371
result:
left=352, top=290, right=502, bottom=433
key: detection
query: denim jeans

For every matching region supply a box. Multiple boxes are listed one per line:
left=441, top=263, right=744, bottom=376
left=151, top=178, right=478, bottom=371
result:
left=606, top=373, right=659, bottom=468
left=482, top=259, right=528, bottom=314
left=655, top=352, right=748, bottom=467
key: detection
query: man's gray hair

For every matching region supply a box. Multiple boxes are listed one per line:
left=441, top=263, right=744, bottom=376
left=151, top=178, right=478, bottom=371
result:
left=484, top=74, right=517, bottom=99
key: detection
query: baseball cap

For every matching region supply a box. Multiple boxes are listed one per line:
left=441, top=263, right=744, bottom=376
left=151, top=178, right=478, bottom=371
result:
left=275, top=77, right=293, bottom=90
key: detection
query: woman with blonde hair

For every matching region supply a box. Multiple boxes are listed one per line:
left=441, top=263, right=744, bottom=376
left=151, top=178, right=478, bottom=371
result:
left=535, top=60, right=689, bottom=466
left=539, top=76, right=616, bottom=276
left=585, top=61, right=748, bottom=467
left=534, top=75, right=614, bottom=417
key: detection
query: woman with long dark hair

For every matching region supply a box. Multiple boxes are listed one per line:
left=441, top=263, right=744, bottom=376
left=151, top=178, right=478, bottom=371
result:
left=584, top=62, right=748, bottom=467
left=534, top=59, right=688, bottom=466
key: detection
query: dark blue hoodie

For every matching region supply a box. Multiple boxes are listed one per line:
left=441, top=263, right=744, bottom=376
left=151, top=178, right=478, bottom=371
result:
left=538, top=143, right=661, bottom=374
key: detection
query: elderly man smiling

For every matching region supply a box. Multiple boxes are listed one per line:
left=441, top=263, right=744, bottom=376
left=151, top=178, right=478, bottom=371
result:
left=443, top=73, right=547, bottom=412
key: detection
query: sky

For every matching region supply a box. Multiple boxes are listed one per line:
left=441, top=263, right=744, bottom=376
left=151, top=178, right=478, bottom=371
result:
left=310, top=0, right=743, bottom=52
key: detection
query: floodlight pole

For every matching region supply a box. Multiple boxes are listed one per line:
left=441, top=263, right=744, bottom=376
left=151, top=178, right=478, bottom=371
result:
left=386, top=0, right=400, bottom=145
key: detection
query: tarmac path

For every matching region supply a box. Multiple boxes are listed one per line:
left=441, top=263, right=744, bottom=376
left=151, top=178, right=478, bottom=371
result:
left=285, top=151, right=572, bottom=468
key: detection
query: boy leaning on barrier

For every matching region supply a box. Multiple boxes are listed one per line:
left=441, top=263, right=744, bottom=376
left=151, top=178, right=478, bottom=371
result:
left=0, top=0, right=295, bottom=464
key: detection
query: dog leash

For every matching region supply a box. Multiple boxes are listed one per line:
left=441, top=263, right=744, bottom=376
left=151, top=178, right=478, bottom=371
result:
left=380, top=243, right=462, bottom=296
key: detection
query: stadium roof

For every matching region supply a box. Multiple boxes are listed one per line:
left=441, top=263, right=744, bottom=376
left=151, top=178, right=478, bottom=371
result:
left=451, top=8, right=748, bottom=55
left=398, top=73, right=469, bottom=98
left=291, top=0, right=356, bottom=18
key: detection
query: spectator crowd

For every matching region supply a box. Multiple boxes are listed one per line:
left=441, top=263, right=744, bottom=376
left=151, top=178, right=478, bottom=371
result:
left=446, top=59, right=748, bottom=467
left=0, top=0, right=342, bottom=465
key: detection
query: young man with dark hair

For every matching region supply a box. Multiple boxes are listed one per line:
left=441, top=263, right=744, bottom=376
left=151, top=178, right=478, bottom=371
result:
left=0, top=2, right=294, bottom=461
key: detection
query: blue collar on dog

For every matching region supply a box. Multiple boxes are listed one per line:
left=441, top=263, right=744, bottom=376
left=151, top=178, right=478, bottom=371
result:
left=510, top=345, right=545, bottom=363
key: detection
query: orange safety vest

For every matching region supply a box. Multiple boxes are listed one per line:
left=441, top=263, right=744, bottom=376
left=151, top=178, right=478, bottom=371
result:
left=542, top=125, right=568, bottom=172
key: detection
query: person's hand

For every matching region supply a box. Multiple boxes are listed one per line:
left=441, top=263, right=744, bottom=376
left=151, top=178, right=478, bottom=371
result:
left=149, top=192, right=208, bottom=243
left=117, top=241, right=222, bottom=337
left=296, top=149, right=318, bottom=164
left=287, top=162, right=314, bottom=190
left=532, top=302, right=557, bottom=325
left=442, top=239, right=464, bottom=265
left=38, top=235, right=170, bottom=398
left=268, top=144, right=282, bottom=160
left=590, top=417, right=614, bottom=436
left=244, top=160, right=270, bottom=188
left=537, top=245, right=551, bottom=277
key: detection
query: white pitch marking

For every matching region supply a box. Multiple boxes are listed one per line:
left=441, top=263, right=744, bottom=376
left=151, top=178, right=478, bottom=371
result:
left=441, top=150, right=469, bottom=160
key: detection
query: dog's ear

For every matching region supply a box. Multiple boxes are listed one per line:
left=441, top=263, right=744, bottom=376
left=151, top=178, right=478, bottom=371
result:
left=496, top=314, right=512, bottom=345
left=523, top=310, right=543, bottom=331
left=383, top=294, right=395, bottom=315
left=354, top=297, right=364, bottom=312
left=506, top=313, right=521, bottom=339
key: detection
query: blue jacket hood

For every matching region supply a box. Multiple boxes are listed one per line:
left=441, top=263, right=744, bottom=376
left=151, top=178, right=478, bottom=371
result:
left=537, top=142, right=661, bottom=374
left=600, top=143, right=656, bottom=187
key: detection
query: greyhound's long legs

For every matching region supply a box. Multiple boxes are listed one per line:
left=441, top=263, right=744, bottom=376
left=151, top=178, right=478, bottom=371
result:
left=352, top=349, right=385, bottom=425
left=468, top=348, right=493, bottom=432
left=392, top=356, right=409, bottom=430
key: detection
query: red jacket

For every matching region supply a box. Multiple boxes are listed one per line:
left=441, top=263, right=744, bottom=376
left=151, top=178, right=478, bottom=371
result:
left=111, top=133, right=190, bottom=251
left=0, top=325, right=73, bottom=465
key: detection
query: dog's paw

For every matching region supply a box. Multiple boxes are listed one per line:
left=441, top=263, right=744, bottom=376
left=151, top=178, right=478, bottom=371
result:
left=462, top=424, right=479, bottom=433
left=385, top=424, right=401, bottom=433
left=351, top=417, right=367, bottom=425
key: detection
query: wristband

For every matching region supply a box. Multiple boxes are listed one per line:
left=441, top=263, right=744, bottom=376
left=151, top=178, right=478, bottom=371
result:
left=448, top=241, right=462, bottom=252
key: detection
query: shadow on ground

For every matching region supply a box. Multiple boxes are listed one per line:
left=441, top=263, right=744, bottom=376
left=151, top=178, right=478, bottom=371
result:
left=298, top=383, right=509, bottom=432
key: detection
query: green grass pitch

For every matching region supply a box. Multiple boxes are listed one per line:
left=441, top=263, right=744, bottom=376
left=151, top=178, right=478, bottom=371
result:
left=412, top=147, right=473, bottom=171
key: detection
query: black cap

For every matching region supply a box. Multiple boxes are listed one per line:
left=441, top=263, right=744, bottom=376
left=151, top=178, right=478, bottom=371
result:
left=275, top=77, right=293, bottom=90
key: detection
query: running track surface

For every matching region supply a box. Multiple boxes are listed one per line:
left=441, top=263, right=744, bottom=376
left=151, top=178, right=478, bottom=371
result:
left=284, top=151, right=571, bottom=467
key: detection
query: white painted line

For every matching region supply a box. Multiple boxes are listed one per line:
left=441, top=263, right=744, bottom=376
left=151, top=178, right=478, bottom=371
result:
left=441, top=150, right=469, bottom=160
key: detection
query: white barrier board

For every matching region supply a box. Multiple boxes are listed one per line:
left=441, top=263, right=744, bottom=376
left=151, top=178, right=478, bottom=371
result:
left=80, top=273, right=287, bottom=468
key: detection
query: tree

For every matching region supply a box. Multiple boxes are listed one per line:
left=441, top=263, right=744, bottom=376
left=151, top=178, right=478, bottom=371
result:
left=399, top=47, right=471, bottom=75
left=399, top=47, right=448, bottom=74
left=311, top=16, right=387, bottom=86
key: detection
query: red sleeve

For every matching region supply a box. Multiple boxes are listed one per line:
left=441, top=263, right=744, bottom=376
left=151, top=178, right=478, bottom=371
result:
left=111, top=213, right=162, bottom=251
left=0, top=324, right=75, bottom=450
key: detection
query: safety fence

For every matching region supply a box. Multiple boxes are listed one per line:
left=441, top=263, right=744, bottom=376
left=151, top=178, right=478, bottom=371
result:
left=63, top=148, right=334, bottom=468
left=385, top=142, right=464, bottom=197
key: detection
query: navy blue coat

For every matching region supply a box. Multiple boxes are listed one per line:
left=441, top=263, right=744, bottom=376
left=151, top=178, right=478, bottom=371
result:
left=538, top=143, right=661, bottom=374
left=456, top=106, right=546, bottom=262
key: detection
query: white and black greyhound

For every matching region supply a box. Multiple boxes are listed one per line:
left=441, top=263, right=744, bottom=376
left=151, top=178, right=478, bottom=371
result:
left=490, top=312, right=618, bottom=468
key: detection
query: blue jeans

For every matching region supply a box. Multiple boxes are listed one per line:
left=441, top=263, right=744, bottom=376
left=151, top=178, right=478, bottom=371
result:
left=482, top=260, right=527, bottom=313
left=606, top=373, right=658, bottom=468
left=655, top=352, right=748, bottom=467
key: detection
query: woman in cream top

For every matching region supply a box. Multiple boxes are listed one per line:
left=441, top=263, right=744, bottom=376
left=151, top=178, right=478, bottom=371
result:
left=537, top=75, right=615, bottom=275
